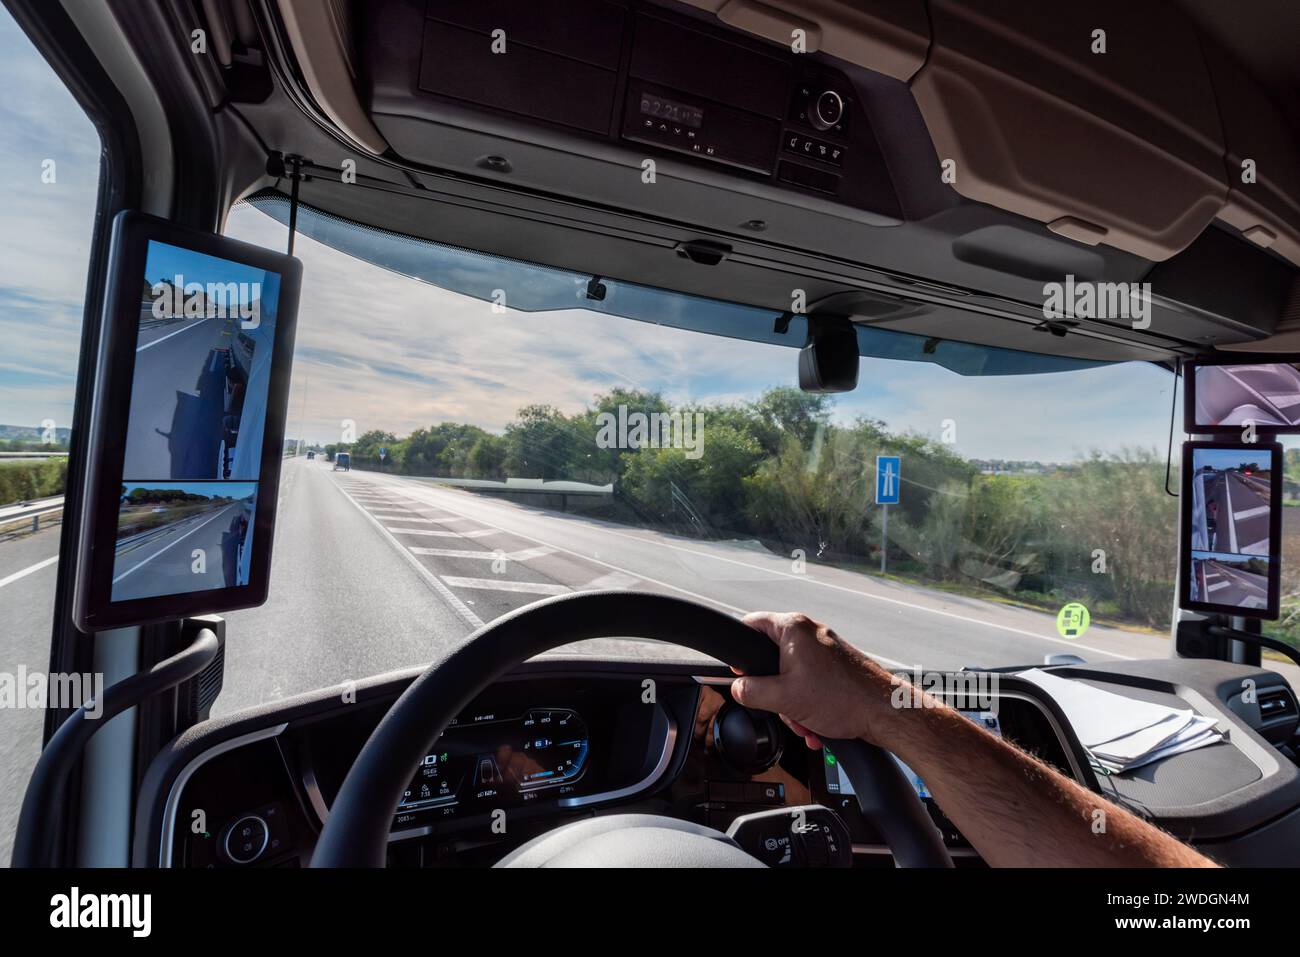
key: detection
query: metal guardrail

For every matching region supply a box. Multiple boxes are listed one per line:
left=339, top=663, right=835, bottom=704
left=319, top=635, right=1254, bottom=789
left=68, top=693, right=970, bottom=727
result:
left=0, top=495, right=64, bottom=532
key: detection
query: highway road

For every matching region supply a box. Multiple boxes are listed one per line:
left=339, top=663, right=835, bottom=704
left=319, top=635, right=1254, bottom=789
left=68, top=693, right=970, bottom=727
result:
left=4, top=456, right=1300, bottom=863
left=1193, top=557, right=1270, bottom=610
left=0, top=522, right=64, bottom=866
left=219, top=458, right=1277, bottom=711
left=112, top=498, right=253, bottom=602
left=125, top=310, right=245, bottom=481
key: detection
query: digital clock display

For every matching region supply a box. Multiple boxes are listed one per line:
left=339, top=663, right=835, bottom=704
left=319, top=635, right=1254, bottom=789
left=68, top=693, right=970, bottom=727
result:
left=639, top=93, right=703, bottom=129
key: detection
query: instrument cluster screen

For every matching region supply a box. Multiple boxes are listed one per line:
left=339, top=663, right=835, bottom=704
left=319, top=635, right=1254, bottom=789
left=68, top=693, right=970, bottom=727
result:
left=399, top=709, right=591, bottom=816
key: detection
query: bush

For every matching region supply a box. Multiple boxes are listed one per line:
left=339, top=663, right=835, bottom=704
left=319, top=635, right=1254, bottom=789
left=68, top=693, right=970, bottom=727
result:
left=0, top=459, right=68, bottom=507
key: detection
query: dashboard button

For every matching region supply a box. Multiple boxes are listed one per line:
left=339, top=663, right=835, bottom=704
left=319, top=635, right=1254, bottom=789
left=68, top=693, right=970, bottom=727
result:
left=224, top=814, right=269, bottom=865
left=811, top=90, right=844, bottom=131
left=745, top=781, right=785, bottom=805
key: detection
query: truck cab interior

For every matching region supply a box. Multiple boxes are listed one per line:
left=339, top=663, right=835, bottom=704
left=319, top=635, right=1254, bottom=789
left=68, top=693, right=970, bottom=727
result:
left=5, top=0, right=1300, bottom=882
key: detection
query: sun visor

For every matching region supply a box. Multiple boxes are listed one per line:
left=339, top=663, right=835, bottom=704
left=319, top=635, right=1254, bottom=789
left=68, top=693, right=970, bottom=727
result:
left=909, top=0, right=1229, bottom=262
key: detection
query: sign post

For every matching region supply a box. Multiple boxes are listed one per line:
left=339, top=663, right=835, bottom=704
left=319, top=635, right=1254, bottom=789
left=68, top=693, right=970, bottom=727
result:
left=875, top=455, right=901, bottom=574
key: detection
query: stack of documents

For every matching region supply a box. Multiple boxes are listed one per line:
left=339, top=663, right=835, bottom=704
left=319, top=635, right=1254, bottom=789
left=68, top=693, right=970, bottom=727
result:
left=1018, top=669, right=1222, bottom=774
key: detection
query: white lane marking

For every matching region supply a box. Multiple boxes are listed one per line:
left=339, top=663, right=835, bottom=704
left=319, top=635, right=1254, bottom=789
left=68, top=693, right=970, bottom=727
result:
left=441, top=576, right=570, bottom=596
left=1206, top=580, right=1229, bottom=593
left=1234, top=506, right=1269, bottom=520
left=0, top=555, right=58, bottom=589
left=1241, top=539, right=1270, bottom=554
left=386, top=527, right=499, bottom=538
left=372, top=476, right=1131, bottom=661
left=583, top=572, right=641, bottom=590
left=408, top=545, right=555, bottom=561
left=345, top=476, right=916, bottom=668
left=327, top=478, right=483, bottom=629
left=384, top=527, right=496, bottom=535
left=135, top=316, right=213, bottom=352
left=112, top=504, right=233, bottom=583
left=367, top=509, right=470, bottom=521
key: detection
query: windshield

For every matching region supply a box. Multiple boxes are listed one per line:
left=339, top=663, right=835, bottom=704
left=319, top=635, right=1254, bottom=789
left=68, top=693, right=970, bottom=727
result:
left=213, top=200, right=1189, bottom=714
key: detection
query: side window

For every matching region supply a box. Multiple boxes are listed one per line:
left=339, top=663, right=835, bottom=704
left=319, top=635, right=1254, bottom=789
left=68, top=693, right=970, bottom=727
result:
left=0, top=9, right=102, bottom=864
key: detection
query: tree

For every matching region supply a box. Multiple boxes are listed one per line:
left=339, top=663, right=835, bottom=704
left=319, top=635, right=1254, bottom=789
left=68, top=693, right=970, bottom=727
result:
left=467, top=433, right=507, bottom=479
left=503, top=405, right=581, bottom=480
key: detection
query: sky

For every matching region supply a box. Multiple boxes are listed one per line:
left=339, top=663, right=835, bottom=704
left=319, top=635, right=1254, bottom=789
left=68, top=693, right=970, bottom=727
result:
left=145, top=240, right=271, bottom=297
left=0, top=6, right=1181, bottom=465
left=0, top=7, right=101, bottom=436
left=223, top=204, right=1178, bottom=462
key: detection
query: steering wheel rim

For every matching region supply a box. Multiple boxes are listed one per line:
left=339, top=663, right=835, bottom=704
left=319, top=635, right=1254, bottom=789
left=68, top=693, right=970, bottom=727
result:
left=309, top=591, right=952, bottom=867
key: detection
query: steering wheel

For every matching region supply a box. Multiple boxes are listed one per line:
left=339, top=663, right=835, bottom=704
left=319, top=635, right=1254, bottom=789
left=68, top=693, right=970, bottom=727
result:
left=310, top=592, right=952, bottom=867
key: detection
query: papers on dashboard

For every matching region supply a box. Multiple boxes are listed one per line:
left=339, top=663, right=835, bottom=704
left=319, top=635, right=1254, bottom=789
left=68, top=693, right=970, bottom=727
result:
left=1017, top=669, right=1223, bottom=774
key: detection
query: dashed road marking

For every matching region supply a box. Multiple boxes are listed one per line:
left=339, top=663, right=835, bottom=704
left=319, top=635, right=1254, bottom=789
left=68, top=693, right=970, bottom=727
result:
left=327, top=480, right=483, bottom=629
left=359, top=474, right=1129, bottom=662
left=408, top=545, right=556, bottom=561
left=441, top=576, right=570, bottom=596
left=582, top=572, right=641, bottom=590
left=386, top=527, right=499, bottom=538
left=0, top=555, right=58, bottom=589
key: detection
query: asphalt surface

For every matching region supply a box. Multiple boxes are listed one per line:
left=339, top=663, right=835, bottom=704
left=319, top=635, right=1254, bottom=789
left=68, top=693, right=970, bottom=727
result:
left=1194, top=558, right=1270, bottom=610
left=0, top=523, right=62, bottom=866
left=125, top=310, right=243, bottom=481
left=112, top=499, right=252, bottom=601
left=217, top=459, right=1233, bottom=711
left=1200, top=470, right=1271, bottom=556
left=5, top=456, right=1300, bottom=864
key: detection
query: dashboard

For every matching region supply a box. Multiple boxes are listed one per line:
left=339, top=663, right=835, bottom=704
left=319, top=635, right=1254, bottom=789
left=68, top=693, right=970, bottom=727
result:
left=133, top=658, right=1300, bottom=868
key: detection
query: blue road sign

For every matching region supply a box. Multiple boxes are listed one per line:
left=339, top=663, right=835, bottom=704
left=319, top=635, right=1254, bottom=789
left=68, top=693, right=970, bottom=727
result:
left=876, top=455, right=901, bottom=505
left=379, top=447, right=388, bottom=460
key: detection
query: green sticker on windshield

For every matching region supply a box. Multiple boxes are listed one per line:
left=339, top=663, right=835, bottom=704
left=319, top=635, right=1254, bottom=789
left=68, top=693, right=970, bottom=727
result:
left=1056, top=602, right=1090, bottom=639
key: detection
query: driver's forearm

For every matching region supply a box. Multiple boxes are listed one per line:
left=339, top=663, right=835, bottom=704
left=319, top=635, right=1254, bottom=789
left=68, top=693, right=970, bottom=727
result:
left=872, top=677, right=1217, bottom=868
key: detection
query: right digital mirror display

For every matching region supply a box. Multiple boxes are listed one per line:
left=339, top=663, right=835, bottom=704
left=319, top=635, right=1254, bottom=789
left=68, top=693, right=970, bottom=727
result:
left=1180, top=441, right=1283, bottom=618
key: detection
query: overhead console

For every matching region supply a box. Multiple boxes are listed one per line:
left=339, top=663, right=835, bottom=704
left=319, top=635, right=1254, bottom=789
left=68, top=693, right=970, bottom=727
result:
left=245, top=0, right=1300, bottom=360
left=368, top=0, right=903, bottom=219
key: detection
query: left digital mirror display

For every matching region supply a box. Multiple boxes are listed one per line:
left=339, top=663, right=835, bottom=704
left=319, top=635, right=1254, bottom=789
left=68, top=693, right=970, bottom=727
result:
left=111, top=241, right=281, bottom=602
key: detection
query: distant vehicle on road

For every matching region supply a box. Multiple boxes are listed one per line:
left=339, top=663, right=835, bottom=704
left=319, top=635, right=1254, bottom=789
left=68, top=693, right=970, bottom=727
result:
left=306, top=450, right=315, bottom=460
left=333, top=451, right=351, bottom=471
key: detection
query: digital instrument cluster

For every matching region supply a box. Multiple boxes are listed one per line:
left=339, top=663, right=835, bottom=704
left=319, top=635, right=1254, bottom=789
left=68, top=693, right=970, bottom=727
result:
left=397, top=709, right=591, bottom=821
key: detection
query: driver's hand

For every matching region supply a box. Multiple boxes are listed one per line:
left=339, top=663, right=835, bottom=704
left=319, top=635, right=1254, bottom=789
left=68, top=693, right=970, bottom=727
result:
left=731, top=611, right=895, bottom=749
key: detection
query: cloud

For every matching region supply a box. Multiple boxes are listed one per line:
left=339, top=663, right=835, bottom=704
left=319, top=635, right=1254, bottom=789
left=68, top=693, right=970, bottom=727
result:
left=833, top=360, right=1176, bottom=460
left=225, top=205, right=1175, bottom=460
left=0, top=7, right=1176, bottom=469
left=225, top=206, right=796, bottom=444
left=0, top=9, right=101, bottom=430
